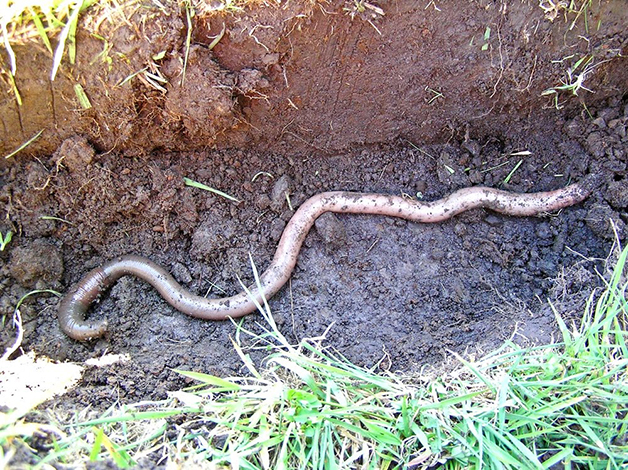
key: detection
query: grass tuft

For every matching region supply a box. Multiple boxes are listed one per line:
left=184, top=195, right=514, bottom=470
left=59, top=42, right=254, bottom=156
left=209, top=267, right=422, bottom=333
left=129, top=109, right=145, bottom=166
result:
left=1, top=0, right=97, bottom=81
left=539, top=0, right=594, bottom=31
left=541, top=54, right=597, bottom=109
left=9, top=245, right=625, bottom=468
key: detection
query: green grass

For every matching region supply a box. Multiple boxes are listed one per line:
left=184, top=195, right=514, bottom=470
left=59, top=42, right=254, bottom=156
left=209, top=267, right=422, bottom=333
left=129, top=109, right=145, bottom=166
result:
left=2, top=129, right=43, bottom=159
left=5, top=245, right=625, bottom=468
left=0, top=0, right=97, bottom=80
left=181, top=0, right=193, bottom=86
left=541, top=55, right=596, bottom=110
left=184, top=176, right=241, bottom=203
left=0, top=229, right=12, bottom=250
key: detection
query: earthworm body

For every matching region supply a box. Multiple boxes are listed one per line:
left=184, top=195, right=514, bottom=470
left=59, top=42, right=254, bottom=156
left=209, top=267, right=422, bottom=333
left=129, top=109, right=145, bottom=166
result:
left=58, top=174, right=601, bottom=340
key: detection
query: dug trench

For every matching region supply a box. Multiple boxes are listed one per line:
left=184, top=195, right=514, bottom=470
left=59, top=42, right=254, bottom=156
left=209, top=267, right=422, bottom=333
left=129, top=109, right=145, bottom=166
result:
left=0, top=0, right=627, bottom=413
left=2, top=98, right=628, bottom=408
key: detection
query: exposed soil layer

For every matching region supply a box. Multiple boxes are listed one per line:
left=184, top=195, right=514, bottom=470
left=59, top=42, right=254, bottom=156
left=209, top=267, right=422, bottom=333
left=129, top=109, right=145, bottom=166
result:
left=2, top=94, right=627, bottom=408
left=0, top=0, right=626, bottom=156
left=0, top=0, right=627, bottom=467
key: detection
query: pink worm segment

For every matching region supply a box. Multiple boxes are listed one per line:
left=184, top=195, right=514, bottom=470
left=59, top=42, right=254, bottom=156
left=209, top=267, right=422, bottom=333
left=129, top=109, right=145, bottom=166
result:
left=58, top=175, right=601, bottom=341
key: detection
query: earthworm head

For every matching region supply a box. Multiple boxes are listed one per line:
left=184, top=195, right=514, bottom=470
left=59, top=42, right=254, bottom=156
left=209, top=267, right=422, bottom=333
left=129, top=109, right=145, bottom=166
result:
left=579, top=172, right=606, bottom=195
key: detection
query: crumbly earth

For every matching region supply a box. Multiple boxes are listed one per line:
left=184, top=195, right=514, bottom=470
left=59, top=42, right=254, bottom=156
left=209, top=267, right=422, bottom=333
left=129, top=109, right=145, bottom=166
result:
left=0, top=0, right=627, bottom=467
left=2, top=96, right=627, bottom=406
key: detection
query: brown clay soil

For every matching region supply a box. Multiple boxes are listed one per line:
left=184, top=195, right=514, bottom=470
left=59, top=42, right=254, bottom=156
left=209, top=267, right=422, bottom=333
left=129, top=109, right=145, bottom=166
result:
left=0, top=0, right=627, bottom=465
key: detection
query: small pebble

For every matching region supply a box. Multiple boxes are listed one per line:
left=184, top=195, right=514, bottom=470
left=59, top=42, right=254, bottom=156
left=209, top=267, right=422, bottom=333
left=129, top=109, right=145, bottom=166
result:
left=592, top=117, right=606, bottom=129
left=453, top=222, right=467, bottom=236
left=255, top=194, right=271, bottom=210
left=485, top=215, right=501, bottom=226
left=271, top=175, right=291, bottom=211
left=314, top=213, right=346, bottom=247
left=535, top=222, right=552, bottom=239
left=462, top=140, right=480, bottom=158
left=171, top=262, right=192, bottom=284
left=430, top=247, right=445, bottom=260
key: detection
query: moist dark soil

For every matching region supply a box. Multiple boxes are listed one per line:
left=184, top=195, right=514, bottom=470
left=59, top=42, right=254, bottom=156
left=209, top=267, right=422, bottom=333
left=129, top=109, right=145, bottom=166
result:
left=3, top=99, right=627, bottom=404
left=0, top=0, right=627, bottom=466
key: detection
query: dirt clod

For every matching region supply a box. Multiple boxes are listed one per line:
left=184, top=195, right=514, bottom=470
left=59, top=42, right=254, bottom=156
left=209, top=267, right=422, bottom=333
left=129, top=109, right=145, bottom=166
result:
left=53, top=137, right=94, bottom=172
left=191, top=214, right=237, bottom=260
left=271, top=175, right=291, bottom=211
left=605, top=179, right=628, bottom=209
left=314, top=213, right=347, bottom=247
left=9, top=241, right=63, bottom=288
left=162, top=46, right=239, bottom=143
left=585, top=203, right=626, bottom=239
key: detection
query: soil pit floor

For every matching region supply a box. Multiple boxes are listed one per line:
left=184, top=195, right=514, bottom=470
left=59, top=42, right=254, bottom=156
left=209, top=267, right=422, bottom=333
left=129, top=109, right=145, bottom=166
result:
left=1, top=96, right=627, bottom=413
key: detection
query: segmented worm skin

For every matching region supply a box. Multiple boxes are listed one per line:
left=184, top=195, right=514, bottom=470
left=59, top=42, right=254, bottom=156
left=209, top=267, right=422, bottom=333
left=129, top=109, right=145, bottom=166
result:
left=58, top=174, right=601, bottom=341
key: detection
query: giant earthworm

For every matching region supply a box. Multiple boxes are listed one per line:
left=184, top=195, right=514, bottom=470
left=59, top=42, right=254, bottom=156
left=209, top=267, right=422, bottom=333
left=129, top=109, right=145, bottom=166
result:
left=58, top=174, right=602, bottom=340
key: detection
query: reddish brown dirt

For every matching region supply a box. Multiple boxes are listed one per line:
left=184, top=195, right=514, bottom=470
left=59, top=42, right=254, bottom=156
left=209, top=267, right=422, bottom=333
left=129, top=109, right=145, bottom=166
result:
left=1, top=0, right=626, bottom=156
left=0, top=0, right=627, bottom=467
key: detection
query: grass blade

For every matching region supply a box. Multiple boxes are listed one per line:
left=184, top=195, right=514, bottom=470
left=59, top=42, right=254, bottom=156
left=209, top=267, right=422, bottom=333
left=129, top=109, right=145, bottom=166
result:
left=183, top=177, right=241, bottom=203
left=3, top=129, right=44, bottom=159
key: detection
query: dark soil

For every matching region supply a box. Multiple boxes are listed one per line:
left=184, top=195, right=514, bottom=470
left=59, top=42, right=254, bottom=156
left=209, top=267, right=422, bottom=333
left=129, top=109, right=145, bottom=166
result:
left=3, top=96, right=627, bottom=405
left=0, top=0, right=627, bottom=465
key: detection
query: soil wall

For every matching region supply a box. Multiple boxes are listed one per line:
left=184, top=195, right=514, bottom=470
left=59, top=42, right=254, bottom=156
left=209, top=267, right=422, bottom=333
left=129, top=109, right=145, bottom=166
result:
left=1, top=0, right=626, bottom=157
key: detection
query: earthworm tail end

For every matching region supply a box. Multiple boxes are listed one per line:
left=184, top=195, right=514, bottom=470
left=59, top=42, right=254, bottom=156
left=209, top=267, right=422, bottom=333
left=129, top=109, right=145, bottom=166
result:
left=57, top=265, right=116, bottom=340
